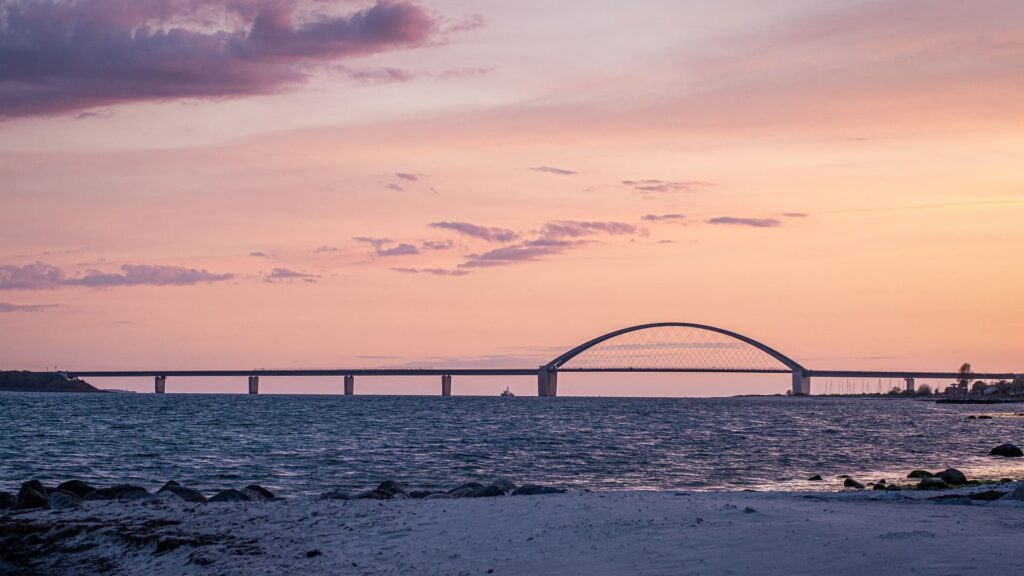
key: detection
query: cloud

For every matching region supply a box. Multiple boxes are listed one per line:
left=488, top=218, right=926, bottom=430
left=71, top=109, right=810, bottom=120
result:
left=386, top=183, right=404, bottom=192
left=266, top=267, right=318, bottom=283
left=353, top=237, right=393, bottom=249
left=707, top=217, right=782, bottom=228
left=395, top=172, right=420, bottom=182
left=391, top=267, right=470, bottom=277
left=458, top=220, right=639, bottom=269
left=0, top=262, right=67, bottom=290
left=421, top=239, right=454, bottom=250
left=444, top=13, right=486, bottom=33
left=378, top=243, right=419, bottom=257
left=69, top=265, right=234, bottom=287
left=354, top=236, right=418, bottom=257
left=312, top=245, right=338, bottom=253
left=249, top=251, right=271, bottom=258
left=539, top=220, right=636, bottom=239
left=0, top=0, right=440, bottom=118
left=530, top=166, right=578, bottom=176
left=430, top=221, right=520, bottom=243
left=0, top=261, right=234, bottom=289
left=460, top=242, right=576, bottom=268
left=783, top=212, right=809, bottom=218
left=0, top=302, right=61, bottom=313
left=642, top=214, right=686, bottom=222
left=339, top=66, right=415, bottom=84
left=623, top=180, right=712, bottom=194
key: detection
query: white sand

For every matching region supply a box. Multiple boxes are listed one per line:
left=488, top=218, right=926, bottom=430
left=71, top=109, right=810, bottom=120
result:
left=4, top=488, right=1024, bottom=575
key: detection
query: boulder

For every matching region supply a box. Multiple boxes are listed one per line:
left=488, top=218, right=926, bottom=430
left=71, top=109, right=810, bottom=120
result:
left=447, top=482, right=484, bottom=494
left=467, top=485, right=505, bottom=498
left=353, top=489, right=393, bottom=500
left=937, top=468, right=967, bottom=485
left=0, top=491, right=14, bottom=509
left=376, top=481, right=406, bottom=496
left=492, top=479, right=517, bottom=493
left=84, top=488, right=117, bottom=501
left=111, top=484, right=150, bottom=500
left=447, top=487, right=477, bottom=498
left=836, top=475, right=852, bottom=479
left=918, top=477, right=949, bottom=490
left=241, top=485, right=275, bottom=501
left=990, top=443, right=1024, bottom=457
left=56, top=480, right=96, bottom=499
left=807, top=474, right=823, bottom=481
left=408, top=490, right=435, bottom=499
left=320, top=490, right=350, bottom=501
left=47, top=490, right=83, bottom=510
left=885, top=484, right=903, bottom=491
left=424, top=492, right=453, bottom=499
left=872, top=484, right=888, bottom=491
left=907, top=470, right=934, bottom=479
left=15, top=480, right=49, bottom=510
left=209, top=489, right=250, bottom=503
left=157, top=481, right=206, bottom=503
left=843, top=478, right=865, bottom=489
left=511, top=485, right=566, bottom=496
left=978, top=415, right=994, bottom=420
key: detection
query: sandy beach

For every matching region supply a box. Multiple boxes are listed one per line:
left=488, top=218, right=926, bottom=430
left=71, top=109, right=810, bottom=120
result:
left=4, top=487, right=1024, bottom=575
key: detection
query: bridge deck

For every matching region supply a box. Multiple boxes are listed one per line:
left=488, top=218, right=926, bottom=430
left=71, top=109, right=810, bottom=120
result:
left=807, top=370, right=1017, bottom=380
left=67, top=368, right=1018, bottom=379
left=67, top=369, right=539, bottom=378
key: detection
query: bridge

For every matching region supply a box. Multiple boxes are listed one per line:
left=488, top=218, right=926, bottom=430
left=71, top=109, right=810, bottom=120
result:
left=66, top=322, right=1019, bottom=396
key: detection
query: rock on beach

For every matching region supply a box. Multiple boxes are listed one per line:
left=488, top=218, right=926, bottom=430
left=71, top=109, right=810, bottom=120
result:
left=157, top=481, right=206, bottom=503
left=990, top=443, right=1023, bottom=457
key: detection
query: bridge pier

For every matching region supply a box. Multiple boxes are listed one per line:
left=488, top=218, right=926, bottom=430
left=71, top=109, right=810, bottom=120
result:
left=248, top=375, right=259, bottom=395
left=904, top=377, right=915, bottom=393
left=538, top=368, right=558, bottom=397
left=154, top=375, right=166, bottom=394
left=441, top=375, right=452, bottom=396
left=344, top=375, right=354, bottom=395
left=791, top=371, right=811, bottom=395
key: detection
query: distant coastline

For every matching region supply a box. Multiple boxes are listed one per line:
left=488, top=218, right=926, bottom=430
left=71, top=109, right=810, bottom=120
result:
left=0, top=371, right=100, bottom=393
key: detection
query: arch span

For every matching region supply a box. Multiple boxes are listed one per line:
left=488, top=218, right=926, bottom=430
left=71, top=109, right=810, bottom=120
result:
left=539, top=323, right=808, bottom=396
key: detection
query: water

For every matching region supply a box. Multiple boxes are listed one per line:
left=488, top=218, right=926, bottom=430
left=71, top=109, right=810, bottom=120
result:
left=3, top=393, right=1024, bottom=496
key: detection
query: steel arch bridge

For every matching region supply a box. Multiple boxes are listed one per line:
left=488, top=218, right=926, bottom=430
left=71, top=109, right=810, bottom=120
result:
left=537, top=322, right=808, bottom=396
left=66, top=322, right=1019, bottom=396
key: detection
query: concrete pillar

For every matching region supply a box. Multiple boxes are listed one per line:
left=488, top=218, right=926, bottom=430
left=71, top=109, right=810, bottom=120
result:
left=248, top=375, right=259, bottom=395
left=154, top=375, right=166, bottom=394
left=344, top=375, right=354, bottom=395
left=538, top=368, right=558, bottom=397
left=791, top=371, right=811, bottom=395
left=904, top=377, right=915, bottom=393
left=441, top=375, right=452, bottom=396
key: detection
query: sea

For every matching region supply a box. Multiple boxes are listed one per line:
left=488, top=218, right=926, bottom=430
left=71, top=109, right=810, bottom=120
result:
left=3, top=393, right=1024, bottom=496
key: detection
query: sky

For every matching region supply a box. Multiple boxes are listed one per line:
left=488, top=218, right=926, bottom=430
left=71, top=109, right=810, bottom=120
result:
left=1, top=0, right=1022, bottom=396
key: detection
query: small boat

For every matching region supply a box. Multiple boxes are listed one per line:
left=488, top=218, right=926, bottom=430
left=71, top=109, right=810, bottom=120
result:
left=500, top=387, right=515, bottom=398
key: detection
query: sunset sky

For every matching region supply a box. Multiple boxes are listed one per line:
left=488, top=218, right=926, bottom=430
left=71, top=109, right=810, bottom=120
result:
left=1, top=0, right=1022, bottom=395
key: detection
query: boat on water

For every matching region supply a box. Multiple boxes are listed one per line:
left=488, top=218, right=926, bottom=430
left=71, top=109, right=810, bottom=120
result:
left=500, top=387, right=515, bottom=398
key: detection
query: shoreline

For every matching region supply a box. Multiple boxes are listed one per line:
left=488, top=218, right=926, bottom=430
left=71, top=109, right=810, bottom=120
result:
left=4, top=486, right=1024, bottom=575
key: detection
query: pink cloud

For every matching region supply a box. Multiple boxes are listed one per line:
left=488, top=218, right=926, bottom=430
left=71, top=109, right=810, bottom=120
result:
left=0, top=262, right=234, bottom=289
left=0, top=0, right=439, bottom=117
left=430, top=221, right=520, bottom=243
left=707, top=217, right=781, bottom=228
